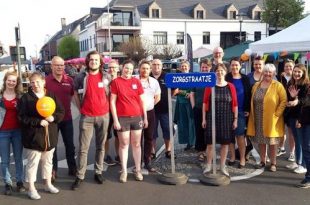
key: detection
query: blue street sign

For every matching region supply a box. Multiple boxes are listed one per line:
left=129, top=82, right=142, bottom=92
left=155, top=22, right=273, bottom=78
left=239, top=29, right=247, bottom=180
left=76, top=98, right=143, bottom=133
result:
left=165, top=72, right=216, bottom=88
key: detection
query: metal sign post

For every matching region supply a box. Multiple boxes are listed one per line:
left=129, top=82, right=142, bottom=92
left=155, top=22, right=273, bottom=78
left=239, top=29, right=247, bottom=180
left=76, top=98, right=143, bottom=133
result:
left=158, top=72, right=216, bottom=185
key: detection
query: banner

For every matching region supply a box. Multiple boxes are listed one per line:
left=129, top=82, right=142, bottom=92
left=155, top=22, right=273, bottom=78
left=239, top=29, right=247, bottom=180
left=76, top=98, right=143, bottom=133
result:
left=186, top=34, right=193, bottom=72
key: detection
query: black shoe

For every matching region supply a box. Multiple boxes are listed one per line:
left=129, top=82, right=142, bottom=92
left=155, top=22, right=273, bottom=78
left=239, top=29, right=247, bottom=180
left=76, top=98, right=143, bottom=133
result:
left=184, top=144, right=193, bottom=151
left=4, top=184, right=13, bottom=195
left=94, top=174, right=105, bottom=184
left=115, top=156, right=121, bottom=164
left=144, top=164, right=157, bottom=172
left=238, top=163, right=246, bottom=169
left=16, top=182, right=26, bottom=192
left=104, top=155, right=116, bottom=166
left=254, top=162, right=266, bottom=169
left=165, top=151, right=176, bottom=159
left=71, top=178, right=83, bottom=190
left=227, top=161, right=236, bottom=166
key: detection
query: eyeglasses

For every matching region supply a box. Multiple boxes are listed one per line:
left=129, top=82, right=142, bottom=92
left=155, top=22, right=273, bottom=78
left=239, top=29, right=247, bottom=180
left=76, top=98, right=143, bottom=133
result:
left=52, top=64, right=64, bottom=67
left=152, top=64, right=161, bottom=66
left=108, top=66, right=118, bottom=69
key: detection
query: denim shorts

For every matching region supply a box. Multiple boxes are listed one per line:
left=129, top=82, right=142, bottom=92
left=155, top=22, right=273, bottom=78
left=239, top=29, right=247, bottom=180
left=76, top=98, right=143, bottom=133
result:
left=234, top=113, right=246, bottom=136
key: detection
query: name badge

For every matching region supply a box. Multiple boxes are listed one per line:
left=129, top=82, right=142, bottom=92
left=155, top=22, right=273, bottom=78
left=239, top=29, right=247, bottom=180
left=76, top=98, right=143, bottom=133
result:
left=98, top=82, right=104, bottom=88
left=132, top=84, right=137, bottom=89
left=103, top=79, right=109, bottom=85
left=78, top=89, right=84, bottom=94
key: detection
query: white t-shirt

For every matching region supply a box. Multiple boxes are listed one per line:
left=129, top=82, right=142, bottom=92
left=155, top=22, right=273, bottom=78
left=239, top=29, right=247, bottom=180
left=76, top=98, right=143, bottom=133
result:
left=140, top=76, right=161, bottom=111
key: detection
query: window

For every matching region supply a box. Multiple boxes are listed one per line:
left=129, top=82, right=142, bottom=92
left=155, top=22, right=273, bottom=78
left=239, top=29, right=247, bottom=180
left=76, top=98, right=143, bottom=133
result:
left=152, top=9, right=160, bottom=18
left=203, top=32, right=210, bottom=44
left=254, top=31, right=261, bottom=41
left=230, top=11, right=236, bottom=19
left=196, top=10, right=204, bottom=19
left=93, top=34, right=96, bottom=47
left=89, top=36, right=92, bottom=48
left=176, top=32, right=184, bottom=44
left=254, top=11, right=261, bottom=20
left=153, top=32, right=167, bottom=45
left=112, top=34, right=132, bottom=51
left=112, top=12, right=133, bottom=26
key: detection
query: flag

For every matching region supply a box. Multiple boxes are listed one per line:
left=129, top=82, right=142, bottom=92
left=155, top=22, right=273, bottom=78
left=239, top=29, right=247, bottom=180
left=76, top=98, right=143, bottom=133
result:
left=186, top=34, right=193, bottom=72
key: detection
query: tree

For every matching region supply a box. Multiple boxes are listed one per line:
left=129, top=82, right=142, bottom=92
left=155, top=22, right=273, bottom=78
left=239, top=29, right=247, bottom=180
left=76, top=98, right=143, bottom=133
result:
left=153, top=43, right=183, bottom=60
left=262, top=0, right=305, bottom=32
left=57, top=35, right=79, bottom=60
left=118, top=36, right=149, bottom=63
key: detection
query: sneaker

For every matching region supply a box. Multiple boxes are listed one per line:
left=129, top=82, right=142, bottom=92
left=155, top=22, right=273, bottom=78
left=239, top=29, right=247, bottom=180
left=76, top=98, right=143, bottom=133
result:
left=286, top=162, right=298, bottom=170
left=203, top=164, right=212, bottom=174
left=277, top=148, right=286, bottom=156
left=134, top=170, right=143, bottom=181
left=16, top=181, right=26, bottom=192
left=71, top=178, right=83, bottom=190
left=104, top=155, right=116, bottom=166
left=293, top=165, right=307, bottom=174
left=220, top=165, right=229, bottom=176
left=44, top=185, right=59, bottom=194
left=288, top=153, right=296, bottom=162
left=119, top=172, right=127, bottom=183
left=28, top=190, right=41, bottom=200
left=4, top=184, right=13, bottom=195
left=94, top=174, right=105, bottom=184
left=269, top=164, right=277, bottom=172
left=297, top=179, right=310, bottom=189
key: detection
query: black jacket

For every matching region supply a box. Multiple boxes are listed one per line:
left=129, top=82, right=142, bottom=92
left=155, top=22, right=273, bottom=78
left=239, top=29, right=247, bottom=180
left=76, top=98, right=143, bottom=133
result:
left=225, top=72, right=251, bottom=113
left=17, top=89, right=64, bottom=151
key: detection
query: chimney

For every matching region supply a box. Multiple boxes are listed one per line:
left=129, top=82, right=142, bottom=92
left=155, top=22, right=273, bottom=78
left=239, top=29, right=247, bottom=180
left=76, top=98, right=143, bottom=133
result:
left=61, top=18, right=66, bottom=30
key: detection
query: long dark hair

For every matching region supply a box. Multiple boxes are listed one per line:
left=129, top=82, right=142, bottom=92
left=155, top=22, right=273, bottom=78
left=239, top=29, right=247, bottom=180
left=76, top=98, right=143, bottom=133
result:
left=1, top=71, right=23, bottom=95
left=85, top=50, right=104, bottom=72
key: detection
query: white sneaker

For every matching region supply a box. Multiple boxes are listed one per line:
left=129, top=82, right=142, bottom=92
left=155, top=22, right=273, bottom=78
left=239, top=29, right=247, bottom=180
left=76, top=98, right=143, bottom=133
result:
left=45, top=185, right=59, bottom=194
left=28, top=190, right=41, bottom=200
left=203, top=164, right=212, bottom=174
left=294, top=165, right=307, bottom=174
left=287, top=153, right=296, bottom=162
left=286, top=162, right=298, bottom=170
left=220, top=165, right=230, bottom=176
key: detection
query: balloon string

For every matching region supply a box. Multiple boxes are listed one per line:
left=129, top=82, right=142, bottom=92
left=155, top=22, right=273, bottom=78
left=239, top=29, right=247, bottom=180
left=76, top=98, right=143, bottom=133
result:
left=44, top=126, right=50, bottom=151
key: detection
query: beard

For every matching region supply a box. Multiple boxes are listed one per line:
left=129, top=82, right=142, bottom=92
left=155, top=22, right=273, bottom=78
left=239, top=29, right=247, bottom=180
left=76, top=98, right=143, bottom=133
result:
left=89, top=67, right=99, bottom=71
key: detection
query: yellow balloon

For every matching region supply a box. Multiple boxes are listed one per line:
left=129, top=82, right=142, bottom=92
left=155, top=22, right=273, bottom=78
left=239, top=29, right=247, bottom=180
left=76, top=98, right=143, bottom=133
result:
left=240, top=53, right=249, bottom=61
left=36, top=96, right=56, bottom=118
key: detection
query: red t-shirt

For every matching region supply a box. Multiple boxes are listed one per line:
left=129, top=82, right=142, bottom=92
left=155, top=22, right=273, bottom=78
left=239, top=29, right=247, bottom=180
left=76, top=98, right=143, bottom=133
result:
left=110, top=77, right=144, bottom=117
left=80, top=72, right=109, bottom=116
left=0, top=98, right=19, bottom=130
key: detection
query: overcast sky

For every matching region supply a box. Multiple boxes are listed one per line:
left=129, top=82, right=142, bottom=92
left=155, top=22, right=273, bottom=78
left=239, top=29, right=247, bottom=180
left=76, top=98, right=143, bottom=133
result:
left=0, top=0, right=309, bottom=59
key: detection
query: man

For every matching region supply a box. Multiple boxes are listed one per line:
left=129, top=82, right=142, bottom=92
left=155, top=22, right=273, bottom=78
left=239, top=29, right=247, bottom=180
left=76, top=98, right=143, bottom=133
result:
left=150, top=59, right=173, bottom=159
left=211, top=46, right=229, bottom=71
left=139, top=60, right=161, bottom=172
left=71, top=51, right=110, bottom=190
left=45, top=56, right=77, bottom=182
left=104, top=60, right=120, bottom=165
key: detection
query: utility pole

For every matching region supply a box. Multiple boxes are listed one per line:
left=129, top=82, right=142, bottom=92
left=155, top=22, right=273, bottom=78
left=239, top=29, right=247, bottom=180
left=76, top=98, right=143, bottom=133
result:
left=107, top=0, right=112, bottom=58
left=15, top=24, right=22, bottom=81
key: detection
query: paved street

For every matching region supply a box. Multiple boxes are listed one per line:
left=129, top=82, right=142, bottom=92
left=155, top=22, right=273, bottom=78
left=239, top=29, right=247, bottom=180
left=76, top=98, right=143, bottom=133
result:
left=0, top=107, right=309, bottom=205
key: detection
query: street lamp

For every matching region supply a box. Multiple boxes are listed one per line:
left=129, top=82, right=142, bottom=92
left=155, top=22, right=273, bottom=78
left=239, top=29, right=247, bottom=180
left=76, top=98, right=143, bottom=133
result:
left=46, top=34, right=51, bottom=61
left=236, top=13, right=246, bottom=44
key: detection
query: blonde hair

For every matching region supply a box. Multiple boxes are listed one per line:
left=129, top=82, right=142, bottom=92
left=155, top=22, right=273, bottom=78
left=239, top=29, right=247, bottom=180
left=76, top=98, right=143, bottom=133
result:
left=1, top=71, right=23, bottom=95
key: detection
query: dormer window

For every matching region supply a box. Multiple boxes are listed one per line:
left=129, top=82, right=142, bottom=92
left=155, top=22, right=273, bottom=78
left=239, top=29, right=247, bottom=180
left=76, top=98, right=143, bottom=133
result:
left=148, top=1, right=162, bottom=18
left=254, top=11, right=261, bottom=20
left=251, top=5, right=262, bottom=20
left=230, top=11, right=236, bottom=19
left=196, top=10, right=204, bottom=19
left=193, top=3, right=206, bottom=19
left=152, top=9, right=160, bottom=18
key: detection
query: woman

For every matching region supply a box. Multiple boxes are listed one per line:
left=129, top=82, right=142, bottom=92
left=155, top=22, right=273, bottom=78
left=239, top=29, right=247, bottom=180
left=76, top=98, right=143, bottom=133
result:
left=173, top=61, right=196, bottom=150
left=285, top=64, right=309, bottom=174
left=0, top=72, right=25, bottom=195
left=18, top=72, right=64, bottom=200
left=202, top=64, right=238, bottom=176
left=247, top=64, right=287, bottom=172
left=226, top=58, right=251, bottom=168
left=247, top=56, right=265, bottom=87
left=290, top=79, right=310, bottom=188
left=110, top=60, right=148, bottom=183
left=190, top=58, right=212, bottom=161
left=278, top=60, right=295, bottom=161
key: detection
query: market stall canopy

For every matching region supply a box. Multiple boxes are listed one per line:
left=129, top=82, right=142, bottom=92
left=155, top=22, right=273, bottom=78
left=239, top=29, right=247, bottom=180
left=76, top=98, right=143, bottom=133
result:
left=250, top=15, right=310, bottom=54
left=0, top=56, right=30, bottom=65
left=193, top=46, right=213, bottom=58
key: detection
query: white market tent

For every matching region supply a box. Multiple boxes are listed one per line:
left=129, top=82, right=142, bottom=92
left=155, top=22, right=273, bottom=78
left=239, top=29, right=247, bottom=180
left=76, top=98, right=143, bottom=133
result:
left=250, top=15, right=310, bottom=54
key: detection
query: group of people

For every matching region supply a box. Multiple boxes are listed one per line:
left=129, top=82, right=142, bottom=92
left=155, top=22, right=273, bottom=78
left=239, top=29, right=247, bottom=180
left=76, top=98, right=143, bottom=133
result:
left=1, top=48, right=310, bottom=201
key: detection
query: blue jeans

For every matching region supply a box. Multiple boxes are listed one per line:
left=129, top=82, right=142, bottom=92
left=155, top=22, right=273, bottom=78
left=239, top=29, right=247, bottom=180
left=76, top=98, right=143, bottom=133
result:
left=289, top=118, right=305, bottom=167
left=299, top=124, right=310, bottom=181
left=53, top=120, right=76, bottom=172
left=0, top=129, right=24, bottom=184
